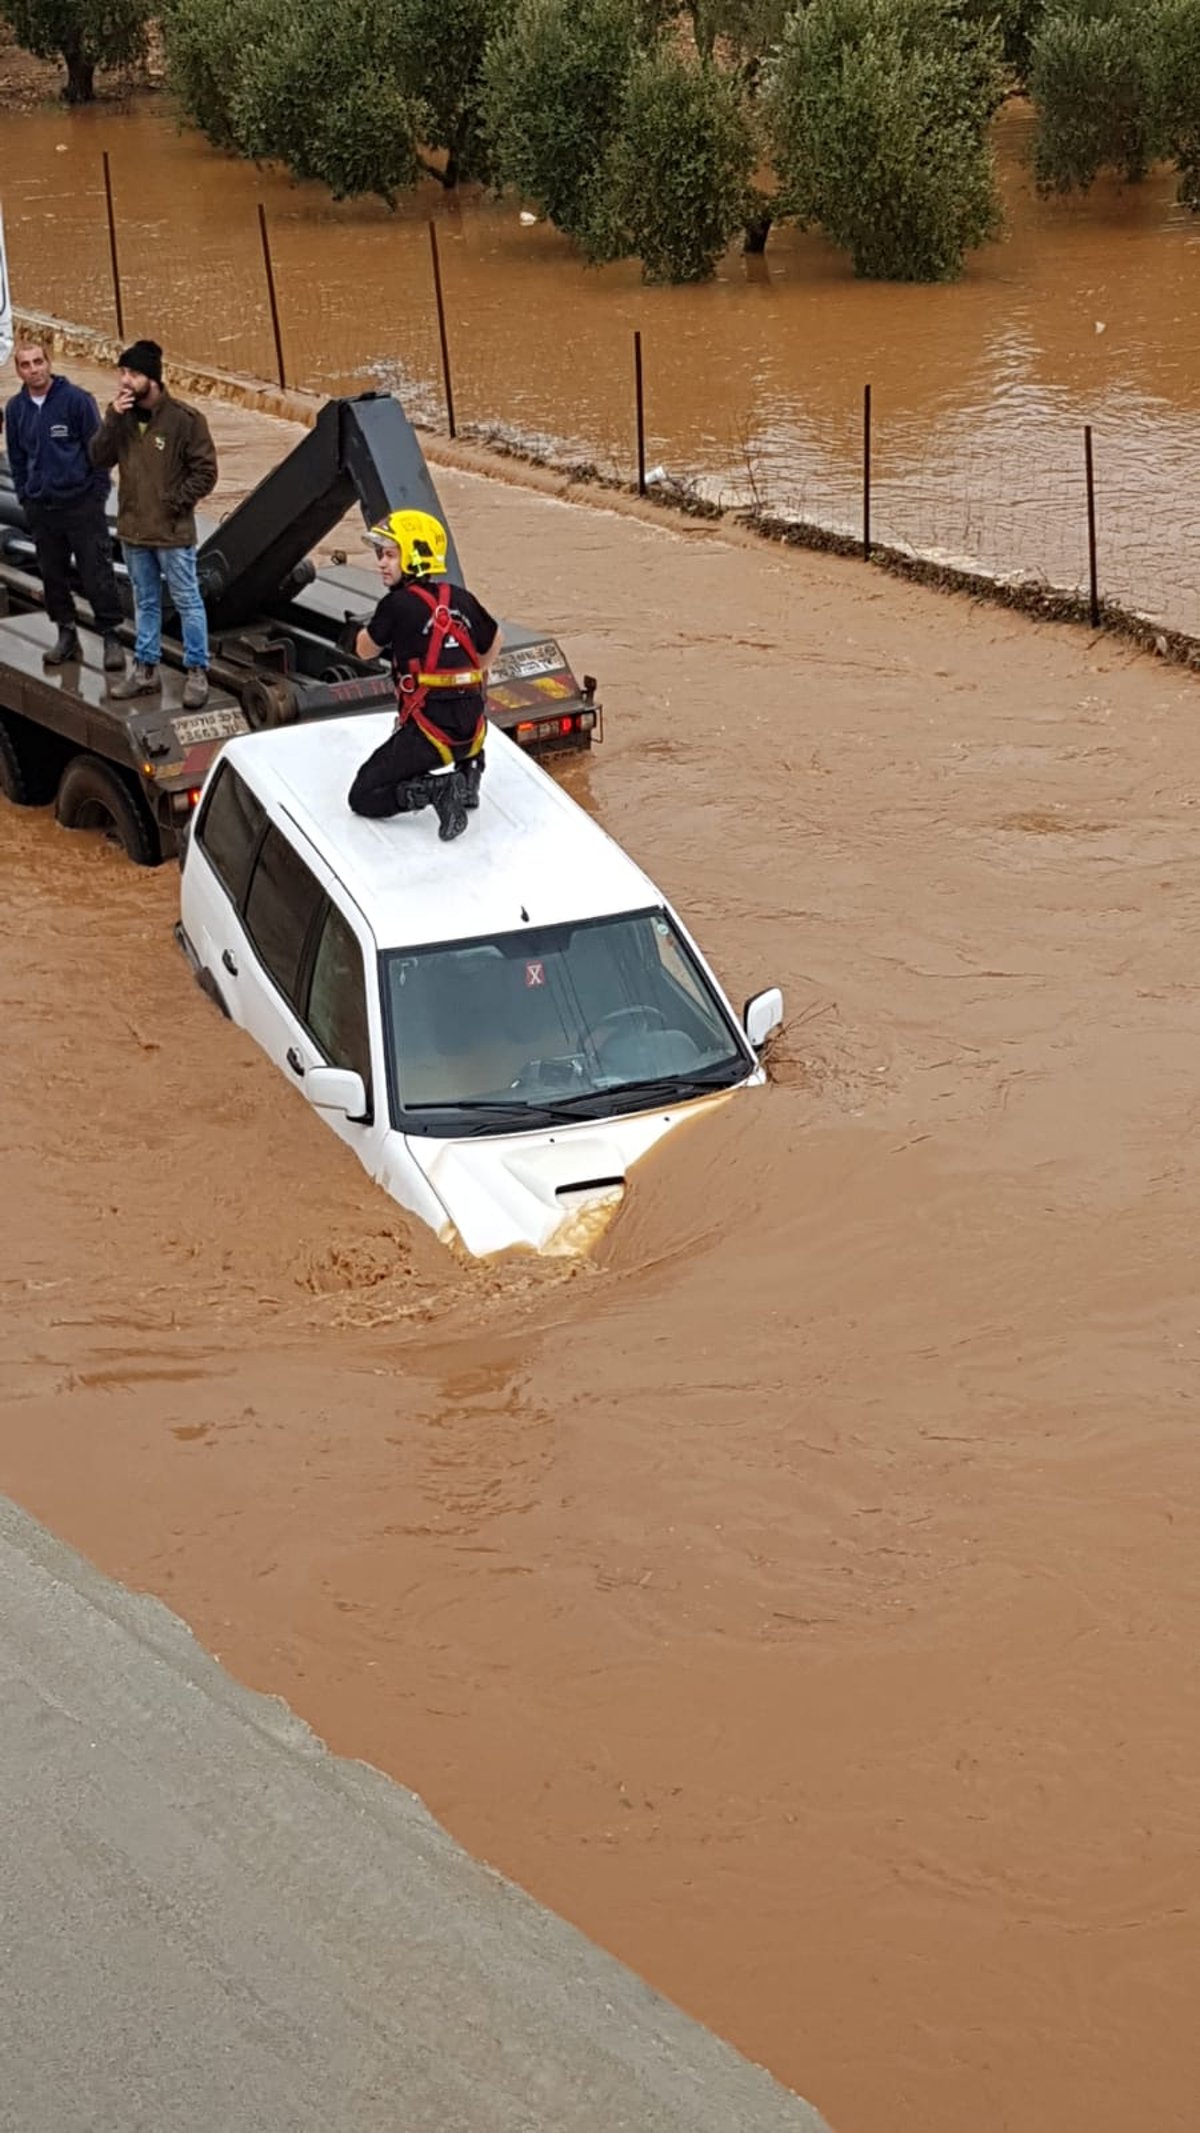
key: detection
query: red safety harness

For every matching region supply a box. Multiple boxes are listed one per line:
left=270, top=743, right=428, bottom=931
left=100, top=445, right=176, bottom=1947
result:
left=395, top=580, right=486, bottom=766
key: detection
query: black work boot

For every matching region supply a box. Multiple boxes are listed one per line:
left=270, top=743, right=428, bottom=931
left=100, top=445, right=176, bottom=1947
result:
left=394, top=776, right=433, bottom=814
left=182, top=668, right=210, bottom=710
left=108, top=661, right=161, bottom=701
left=429, top=770, right=470, bottom=844
left=44, top=625, right=81, bottom=666
left=461, top=752, right=485, bottom=811
left=102, top=632, right=126, bottom=674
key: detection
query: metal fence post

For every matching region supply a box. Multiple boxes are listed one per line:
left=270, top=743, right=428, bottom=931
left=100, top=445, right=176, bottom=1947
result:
left=257, top=203, right=286, bottom=392
left=428, top=221, right=456, bottom=438
left=101, top=151, right=124, bottom=343
left=863, top=383, right=872, bottom=560
left=634, top=330, right=646, bottom=497
left=1084, top=424, right=1100, bottom=629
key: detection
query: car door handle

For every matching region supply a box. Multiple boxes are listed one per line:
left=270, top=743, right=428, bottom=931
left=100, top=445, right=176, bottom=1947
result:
left=221, top=948, right=238, bottom=976
left=286, top=1046, right=305, bottom=1077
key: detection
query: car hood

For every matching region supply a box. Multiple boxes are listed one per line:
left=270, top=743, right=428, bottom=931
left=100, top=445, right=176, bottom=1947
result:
left=403, top=1096, right=733, bottom=1258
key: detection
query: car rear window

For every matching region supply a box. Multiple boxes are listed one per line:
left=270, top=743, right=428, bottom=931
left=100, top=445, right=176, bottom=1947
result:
left=195, top=762, right=266, bottom=906
left=243, top=825, right=325, bottom=1007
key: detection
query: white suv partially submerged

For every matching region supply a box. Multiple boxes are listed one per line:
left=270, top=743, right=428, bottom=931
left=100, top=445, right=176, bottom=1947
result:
left=178, top=715, right=783, bottom=1257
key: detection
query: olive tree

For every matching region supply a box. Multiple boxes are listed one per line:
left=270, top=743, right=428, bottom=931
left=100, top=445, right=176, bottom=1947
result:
left=0, top=0, right=150, bottom=101
left=768, top=0, right=1004, bottom=281
left=607, top=49, right=758, bottom=280
left=163, top=0, right=272, bottom=151
left=686, top=0, right=790, bottom=248
left=1029, top=0, right=1159, bottom=191
left=167, top=0, right=496, bottom=191
left=688, top=0, right=789, bottom=70
left=483, top=0, right=645, bottom=245
left=960, top=0, right=1047, bottom=80
left=393, top=0, right=505, bottom=187
left=232, top=0, right=425, bottom=204
left=1154, top=0, right=1200, bottom=207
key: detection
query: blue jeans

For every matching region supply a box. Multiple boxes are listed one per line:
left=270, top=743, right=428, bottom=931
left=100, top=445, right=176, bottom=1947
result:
left=124, top=544, right=209, bottom=670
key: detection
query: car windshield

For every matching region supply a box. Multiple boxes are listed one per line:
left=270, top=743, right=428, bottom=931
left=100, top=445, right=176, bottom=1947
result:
left=380, top=908, right=750, bottom=1136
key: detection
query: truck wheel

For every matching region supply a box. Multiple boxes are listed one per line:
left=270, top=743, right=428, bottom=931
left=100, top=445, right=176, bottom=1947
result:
left=55, top=754, right=161, bottom=868
left=0, top=712, right=64, bottom=807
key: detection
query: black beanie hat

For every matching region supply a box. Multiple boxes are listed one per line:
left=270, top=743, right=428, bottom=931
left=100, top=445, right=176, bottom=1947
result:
left=118, top=338, right=163, bottom=385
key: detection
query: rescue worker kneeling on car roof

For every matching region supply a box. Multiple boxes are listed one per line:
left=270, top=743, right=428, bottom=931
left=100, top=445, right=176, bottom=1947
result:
left=347, top=509, right=501, bottom=844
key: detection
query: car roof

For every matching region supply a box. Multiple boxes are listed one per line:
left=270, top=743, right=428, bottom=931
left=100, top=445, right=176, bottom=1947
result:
left=220, top=713, right=662, bottom=949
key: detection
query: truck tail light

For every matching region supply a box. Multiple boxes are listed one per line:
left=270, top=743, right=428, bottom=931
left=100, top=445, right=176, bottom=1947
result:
left=515, top=711, right=594, bottom=747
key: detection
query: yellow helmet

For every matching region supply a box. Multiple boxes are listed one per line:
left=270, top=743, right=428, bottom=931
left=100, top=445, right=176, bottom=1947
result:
left=367, top=508, right=447, bottom=580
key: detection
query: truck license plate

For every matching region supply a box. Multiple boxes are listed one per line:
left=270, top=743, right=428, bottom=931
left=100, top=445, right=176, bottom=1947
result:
left=498, top=642, right=564, bottom=680
left=173, top=708, right=247, bottom=745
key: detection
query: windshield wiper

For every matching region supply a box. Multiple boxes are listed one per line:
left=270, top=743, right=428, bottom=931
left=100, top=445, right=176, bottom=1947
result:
left=403, top=1063, right=747, bottom=1132
left=494, top=1061, right=747, bottom=1120
left=604, top=1062, right=747, bottom=1105
left=404, top=1096, right=610, bottom=1126
left=435, top=1094, right=616, bottom=1125
left=415, top=1099, right=531, bottom=1111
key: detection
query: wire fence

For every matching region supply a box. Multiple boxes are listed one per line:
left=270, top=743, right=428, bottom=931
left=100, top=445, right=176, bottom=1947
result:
left=8, top=146, right=1200, bottom=659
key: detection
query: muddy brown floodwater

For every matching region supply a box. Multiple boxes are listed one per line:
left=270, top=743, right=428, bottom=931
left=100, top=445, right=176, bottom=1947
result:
left=2, top=97, right=1200, bottom=628
left=4, top=380, right=1200, bottom=2133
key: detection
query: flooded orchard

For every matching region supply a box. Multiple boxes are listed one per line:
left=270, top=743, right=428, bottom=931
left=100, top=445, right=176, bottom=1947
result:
left=3, top=379, right=1200, bottom=2133
left=2, top=96, right=1200, bottom=626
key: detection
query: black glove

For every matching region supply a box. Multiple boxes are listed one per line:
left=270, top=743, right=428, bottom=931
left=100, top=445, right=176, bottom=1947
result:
left=337, top=612, right=371, bottom=656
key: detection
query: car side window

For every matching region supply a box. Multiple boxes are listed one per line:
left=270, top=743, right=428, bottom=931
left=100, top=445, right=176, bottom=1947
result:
left=306, top=900, right=372, bottom=1095
left=242, top=825, right=325, bottom=1007
left=195, top=762, right=266, bottom=906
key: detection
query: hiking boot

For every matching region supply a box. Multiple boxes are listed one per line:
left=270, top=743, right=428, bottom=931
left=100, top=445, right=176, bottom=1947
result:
left=43, top=626, right=81, bottom=666
left=102, top=632, right=126, bottom=674
left=182, top=668, right=210, bottom=710
left=461, top=753, right=484, bottom=811
left=108, top=661, right=160, bottom=701
left=429, top=770, right=469, bottom=843
left=394, top=776, right=433, bottom=814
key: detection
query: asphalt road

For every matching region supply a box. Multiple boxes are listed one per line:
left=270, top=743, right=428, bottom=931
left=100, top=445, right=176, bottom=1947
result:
left=0, top=1494, right=831, bottom=2133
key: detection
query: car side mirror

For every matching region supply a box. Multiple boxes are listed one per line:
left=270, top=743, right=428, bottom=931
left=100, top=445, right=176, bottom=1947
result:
left=744, top=987, right=784, bottom=1050
left=307, top=1066, right=369, bottom=1121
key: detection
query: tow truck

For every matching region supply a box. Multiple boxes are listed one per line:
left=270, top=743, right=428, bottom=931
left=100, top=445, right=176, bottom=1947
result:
left=0, top=393, right=599, bottom=865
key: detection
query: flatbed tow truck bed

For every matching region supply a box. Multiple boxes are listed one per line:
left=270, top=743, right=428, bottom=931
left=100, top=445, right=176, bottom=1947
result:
left=0, top=393, right=600, bottom=865
left=0, top=603, right=241, bottom=754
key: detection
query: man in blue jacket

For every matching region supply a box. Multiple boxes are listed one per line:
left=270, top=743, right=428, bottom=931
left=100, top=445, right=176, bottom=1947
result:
left=3, top=334, right=125, bottom=672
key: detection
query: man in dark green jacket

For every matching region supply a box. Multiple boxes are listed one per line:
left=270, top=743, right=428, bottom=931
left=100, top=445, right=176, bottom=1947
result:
left=89, top=339, right=218, bottom=709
